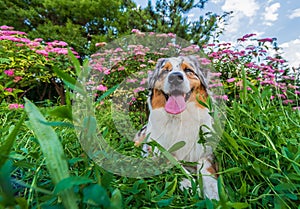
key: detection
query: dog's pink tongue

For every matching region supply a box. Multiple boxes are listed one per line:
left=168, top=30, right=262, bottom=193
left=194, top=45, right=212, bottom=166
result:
left=165, top=95, right=186, bottom=114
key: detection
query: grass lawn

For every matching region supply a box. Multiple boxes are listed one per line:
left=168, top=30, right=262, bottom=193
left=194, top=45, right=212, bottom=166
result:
left=1, top=82, right=299, bottom=209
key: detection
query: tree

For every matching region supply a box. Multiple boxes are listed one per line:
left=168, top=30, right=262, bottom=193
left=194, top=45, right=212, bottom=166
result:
left=0, top=0, right=228, bottom=58
left=0, top=0, right=122, bottom=58
left=119, top=0, right=230, bottom=46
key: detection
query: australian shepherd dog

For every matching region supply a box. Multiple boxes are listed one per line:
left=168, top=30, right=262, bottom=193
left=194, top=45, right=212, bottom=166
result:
left=134, top=56, right=219, bottom=200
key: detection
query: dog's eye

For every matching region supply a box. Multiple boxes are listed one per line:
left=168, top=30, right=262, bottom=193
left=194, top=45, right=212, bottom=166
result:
left=161, top=68, right=171, bottom=75
left=184, top=68, right=195, bottom=74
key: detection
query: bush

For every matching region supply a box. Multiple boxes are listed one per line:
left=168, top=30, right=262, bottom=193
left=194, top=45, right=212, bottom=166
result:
left=0, top=25, right=79, bottom=106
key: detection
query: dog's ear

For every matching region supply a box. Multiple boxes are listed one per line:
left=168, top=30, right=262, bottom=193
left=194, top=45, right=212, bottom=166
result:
left=148, top=58, right=166, bottom=89
left=186, top=55, right=209, bottom=89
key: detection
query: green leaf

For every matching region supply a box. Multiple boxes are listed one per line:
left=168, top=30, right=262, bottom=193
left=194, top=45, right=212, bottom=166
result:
left=219, top=167, right=243, bottom=174
left=168, top=141, right=186, bottom=153
left=0, top=160, right=15, bottom=206
left=96, top=84, right=119, bottom=103
left=83, top=116, right=97, bottom=139
left=24, top=98, right=78, bottom=209
left=48, top=105, right=73, bottom=121
left=205, top=198, right=214, bottom=209
left=157, top=197, right=174, bottom=207
left=52, top=67, right=85, bottom=95
left=68, top=48, right=81, bottom=76
left=54, top=176, right=93, bottom=194
left=274, top=183, right=297, bottom=192
left=39, top=121, right=74, bottom=128
left=166, top=177, right=177, bottom=196
left=227, top=202, right=249, bottom=209
left=0, top=113, right=26, bottom=168
left=83, top=184, right=110, bottom=207
left=110, top=189, right=123, bottom=209
left=222, top=131, right=239, bottom=151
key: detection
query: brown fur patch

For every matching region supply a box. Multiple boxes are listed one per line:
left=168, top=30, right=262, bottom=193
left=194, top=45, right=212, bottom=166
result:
left=151, top=89, right=166, bottom=109
left=181, top=62, right=193, bottom=71
left=206, top=163, right=218, bottom=178
left=163, top=61, right=173, bottom=71
left=187, top=71, right=208, bottom=108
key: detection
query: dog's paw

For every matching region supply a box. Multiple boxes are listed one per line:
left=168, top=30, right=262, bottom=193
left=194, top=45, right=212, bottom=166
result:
left=203, top=176, right=219, bottom=200
left=179, top=178, right=192, bottom=190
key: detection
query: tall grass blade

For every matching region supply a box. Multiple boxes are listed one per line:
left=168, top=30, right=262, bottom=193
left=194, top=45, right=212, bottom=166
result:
left=0, top=113, right=26, bottom=168
left=24, top=98, right=78, bottom=209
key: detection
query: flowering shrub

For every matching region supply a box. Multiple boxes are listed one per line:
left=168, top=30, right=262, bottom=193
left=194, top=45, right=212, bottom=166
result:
left=205, top=34, right=299, bottom=106
left=90, top=30, right=299, bottom=113
left=0, top=25, right=79, bottom=105
left=89, top=30, right=220, bottom=122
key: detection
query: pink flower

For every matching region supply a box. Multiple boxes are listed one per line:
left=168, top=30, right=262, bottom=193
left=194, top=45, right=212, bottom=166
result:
left=4, top=69, right=14, bottom=76
left=211, top=72, right=222, bottom=77
left=222, top=95, right=229, bottom=101
left=167, top=33, right=176, bottom=38
left=95, top=42, right=107, bottom=47
left=245, top=62, right=256, bottom=68
left=241, top=33, right=256, bottom=39
left=135, top=51, right=145, bottom=56
left=258, top=38, right=273, bottom=43
left=277, top=94, right=286, bottom=99
left=209, top=83, right=223, bottom=88
left=103, top=69, right=110, bottom=75
left=140, top=78, right=147, bottom=85
left=13, top=76, right=22, bottom=82
left=133, top=87, right=145, bottom=93
left=226, top=78, right=236, bottom=83
left=5, top=88, right=13, bottom=92
left=283, top=100, right=294, bottom=105
left=9, top=103, right=24, bottom=109
left=131, top=29, right=140, bottom=33
left=140, top=64, right=147, bottom=68
left=118, top=66, right=125, bottom=71
left=199, top=58, right=211, bottom=65
left=0, top=25, right=14, bottom=30
left=213, top=95, right=229, bottom=101
left=35, top=50, right=49, bottom=56
left=114, top=48, right=123, bottom=53
left=34, top=38, right=43, bottom=42
left=266, top=72, right=275, bottom=78
left=96, top=84, right=107, bottom=92
left=270, top=95, right=275, bottom=100
left=127, top=78, right=137, bottom=83
left=293, top=107, right=300, bottom=111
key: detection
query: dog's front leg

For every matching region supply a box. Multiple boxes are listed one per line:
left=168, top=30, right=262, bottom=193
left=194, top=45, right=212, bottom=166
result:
left=197, top=157, right=219, bottom=200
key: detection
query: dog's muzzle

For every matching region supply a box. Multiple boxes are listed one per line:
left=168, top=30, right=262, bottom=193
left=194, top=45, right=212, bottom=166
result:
left=168, top=72, right=184, bottom=85
left=163, top=72, right=192, bottom=115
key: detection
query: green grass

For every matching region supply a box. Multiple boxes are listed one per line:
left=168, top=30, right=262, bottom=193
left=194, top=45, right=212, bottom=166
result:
left=0, top=84, right=299, bottom=208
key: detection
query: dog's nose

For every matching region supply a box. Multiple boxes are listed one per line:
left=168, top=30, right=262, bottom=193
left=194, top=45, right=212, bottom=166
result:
left=168, top=72, right=184, bottom=84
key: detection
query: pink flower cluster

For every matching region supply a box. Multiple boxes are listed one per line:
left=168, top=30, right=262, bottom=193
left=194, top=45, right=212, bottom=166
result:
left=1, top=25, right=81, bottom=107
left=205, top=33, right=299, bottom=105
left=0, top=25, right=79, bottom=58
left=8, top=103, right=24, bottom=109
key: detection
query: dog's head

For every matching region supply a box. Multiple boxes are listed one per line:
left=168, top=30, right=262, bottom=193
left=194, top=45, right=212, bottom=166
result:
left=148, top=56, right=209, bottom=114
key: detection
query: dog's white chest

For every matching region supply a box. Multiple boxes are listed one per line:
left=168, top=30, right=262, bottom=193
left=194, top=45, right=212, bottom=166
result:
left=146, top=103, right=211, bottom=161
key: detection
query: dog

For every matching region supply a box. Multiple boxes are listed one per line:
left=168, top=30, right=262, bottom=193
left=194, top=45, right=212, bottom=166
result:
left=134, top=56, right=219, bottom=200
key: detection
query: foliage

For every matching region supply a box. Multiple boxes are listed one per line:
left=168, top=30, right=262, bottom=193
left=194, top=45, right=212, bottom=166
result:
left=0, top=77, right=299, bottom=208
left=0, top=0, right=228, bottom=58
left=0, top=0, right=121, bottom=57
left=0, top=7, right=300, bottom=208
left=90, top=30, right=299, bottom=116
left=0, top=25, right=78, bottom=105
left=118, top=0, right=231, bottom=46
left=205, top=34, right=300, bottom=106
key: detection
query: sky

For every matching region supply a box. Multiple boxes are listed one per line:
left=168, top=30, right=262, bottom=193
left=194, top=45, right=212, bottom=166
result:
left=134, top=0, right=300, bottom=68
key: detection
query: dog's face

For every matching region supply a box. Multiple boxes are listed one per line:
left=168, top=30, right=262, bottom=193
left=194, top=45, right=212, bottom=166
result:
left=148, top=56, right=209, bottom=114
